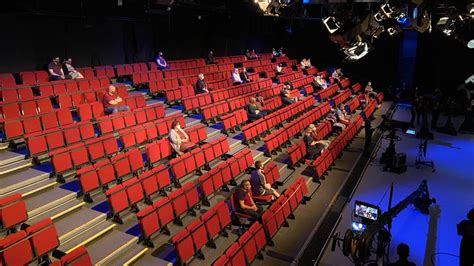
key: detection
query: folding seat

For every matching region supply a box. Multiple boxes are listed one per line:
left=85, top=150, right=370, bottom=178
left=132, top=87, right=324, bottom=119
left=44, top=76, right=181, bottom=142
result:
left=89, top=79, right=101, bottom=90
left=249, top=222, right=266, bottom=253
left=168, top=189, right=189, bottom=225
left=97, top=117, right=113, bottom=135
left=25, top=218, right=59, bottom=261
left=20, top=100, right=37, bottom=117
left=69, top=143, right=89, bottom=168
left=187, top=219, right=208, bottom=259
left=0, top=194, right=27, bottom=231
left=134, top=127, right=147, bottom=146
left=182, top=152, right=197, bottom=176
left=59, top=245, right=92, bottom=266
left=50, top=148, right=73, bottom=177
left=0, top=231, right=33, bottom=265
left=45, top=129, right=66, bottom=151
left=34, top=71, right=49, bottom=83
left=52, top=83, right=66, bottom=95
left=112, top=153, right=132, bottom=182
left=100, top=78, right=110, bottom=88
left=35, top=97, right=53, bottom=114
left=39, top=85, right=54, bottom=97
left=212, top=254, right=229, bottom=266
left=238, top=231, right=259, bottom=263
left=122, top=112, right=137, bottom=127
left=120, top=129, right=136, bottom=150
left=56, top=108, right=74, bottom=127
left=225, top=242, right=246, bottom=266
left=111, top=114, right=126, bottom=131
left=182, top=182, right=200, bottom=215
left=76, top=164, right=100, bottom=202
left=152, top=164, right=171, bottom=192
left=125, top=97, right=137, bottom=110
left=102, top=135, right=119, bottom=156
left=144, top=106, right=157, bottom=121
left=78, top=80, right=90, bottom=91
left=134, top=109, right=147, bottom=124
left=170, top=157, right=186, bottom=182
left=94, top=159, right=116, bottom=188
left=153, top=197, right=174, bottom=235
left=62, top=124, right=81, bottom=145
left=105, top=184, right=128, bottom=224
left=122, top=177, right=144, bottom=212
left=20, top=72, right=36, bottom=85
left=1, top=102, right=20, bottom=120
left=215, top=201, right=231, bottom=231
left=170, top=230, right=195, bottom=265
left=22, top=115, right=42, bottom=135
left=145, top=142, right=160, bottom=166
left=211, top=138, right=224, bottom=159
left=136, top=205, right=160, bottom=247
left=136, top=96, right=146, bottom=108
left=127, top=149, right=144, bottom=173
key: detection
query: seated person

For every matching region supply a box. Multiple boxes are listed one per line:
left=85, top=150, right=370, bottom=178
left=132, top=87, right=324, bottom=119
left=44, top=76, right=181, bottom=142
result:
left=358, top=91, right=369, bottom=107
left=332, top=68, right=344, bottom=82
left=255, top=93, right=265, bottom=110
left=102, top=85, right=130, bottom=114
left=245, top=49, right=252, bottom=59
left=63, top=58, right=84, bottom=79
left=272, top=48, right=280, bottom=57
left=309, top=124, right=331, bottom=149
left=247, top=97, right=267, bottom=121
left=232, top=68, right=243, bottom=84
left=300, top=58, right=307, bottom=69
left=233, top=179, right=263, bottom=221
left=365, top=81, right=377, bottom=97
left=305, top=58, right=312, bottom=68
left=278, top=47, right=286, bottom=57
left=275, top=63, right=283, bottom=76
left=195, top=73, right=209, bottom=94
left=327, top=108, right=347, bottom=131
left=240, top=67, right=251, bottom=83
left=168, top=120, right=196, bottom=155
left=206, top=50, right=216, bottom=65
left=280, top=84, right=296, bottom=105
left=304, top=127, right=326, bottom=160
left=156, top=52, right=168, bottom=70
left=251, top=161, right=280, bottom=200
left=249, top=49, right=259, bottom=59
left=313, top=75, right=328, bottom=90
left=48, top=57, right=67, bottom=81
left=335, top=104, right=351, bottom=126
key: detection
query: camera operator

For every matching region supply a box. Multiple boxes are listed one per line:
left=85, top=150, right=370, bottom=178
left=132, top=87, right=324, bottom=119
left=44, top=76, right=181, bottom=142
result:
left=458, top=208, right=474, bottom=266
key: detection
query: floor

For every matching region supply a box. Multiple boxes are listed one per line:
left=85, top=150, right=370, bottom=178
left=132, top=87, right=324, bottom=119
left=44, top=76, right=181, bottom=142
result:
left=319, top=104, right=474, bottom=266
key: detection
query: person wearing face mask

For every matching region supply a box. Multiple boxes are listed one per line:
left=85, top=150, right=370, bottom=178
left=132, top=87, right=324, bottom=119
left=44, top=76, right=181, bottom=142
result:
left=250, top=161, right=280, bottom=200
left=168, top=120, right=196, bottom=155
left=102, top=85, right=130, bottom=114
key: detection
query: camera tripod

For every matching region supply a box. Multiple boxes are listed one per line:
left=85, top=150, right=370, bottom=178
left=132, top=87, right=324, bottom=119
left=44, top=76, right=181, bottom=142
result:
left=415, top=139, right=435, bottom=172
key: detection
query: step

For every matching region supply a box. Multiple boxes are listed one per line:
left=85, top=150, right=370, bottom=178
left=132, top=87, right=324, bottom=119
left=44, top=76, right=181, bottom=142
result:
left=0, top=142, right=9, bottom=150
left=165, top=108, right=182, bottom=117
left=227, top=143, right=246, bottom=156
left=132, top=253, right=171, bottom=266
left=86, top=230, right=139, bottom=265
left=228, top=138, right=242, bottom=150
left=147, top=98, right=165, bottom=106
left=0, top=168, right=50, bottom=197
left=251, top=148, right=266, bottom=163
left=14, top=178, right=57, bottom=198
left=185, top=117, right=202, bottom=128
left=27, top=198, right=86, bottom=225
left=277, top=165, right=295, bottom=185
left=106, top=245, right=149, bottom=266
left=205, top=127, right=221, bottom=139
left=0, top=159, right=33, bottom=176
left=205, top=133, right=225, bottom=143
left=0, top=150, right=25, bottom=166
left=54, top=208, right=107, bottom=244
left=274, top=161, right=288, bottom=173
left=25, top=188, right=77, bottom=217
left=57, top=221, right=116, bottom=255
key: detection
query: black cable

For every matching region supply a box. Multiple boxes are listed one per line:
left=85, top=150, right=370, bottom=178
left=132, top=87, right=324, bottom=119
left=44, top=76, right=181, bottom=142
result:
left=430, top=252, right=459, bottom=265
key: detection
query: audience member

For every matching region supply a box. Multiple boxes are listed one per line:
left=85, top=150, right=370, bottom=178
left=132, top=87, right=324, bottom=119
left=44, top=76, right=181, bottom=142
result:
left=102, top=85, right=130, bottom=114
left=278, top=47, right=286, bottom=57
left=275, top=63, right=283, bottom=76
left=168, top=120, right=196, bottom=156
left=63, top=58, right=84, bottom=79
left=309, top=124, right=331, bottom=149
left=195, top=73, right=209, bottom=94
left=365, top=81, right=377, bottom=97
left=304, top=126, right=326, bottom=160
left=206, top=50, right=216, bottom=65
left=251, top=161, right=281, bottom=200
left=389, top=243, right=416, bottom=266
left=245, top=49, right=252, bottom=59
left=300, top=58, right=307, bottom=69
left=232, top=68, right=243, bottom=84
left=255, top=93, right=265, bottom=110
left=305, top=58, right=312, bottom=68
left=280, top=84, right=296, bottom=105
left=358, top=91, right=369, bottom=107
left=48, top=57, right=66, bottom=81
left=233, top=179, right=263, bottom=221
left=240, top=67, right=251, bottom=83
left=327, top=108, right=346, bottom=131
left=249, top=49, right=258, bottom=59
left=247, top=97, right=267, bottom=121
left=272, top=48, right=280, bottom=57
left=156, top=52, right=168, bottom=70
left=335, top=104, right=351, bottom=126
left=313, top=75, right=328, bottom=90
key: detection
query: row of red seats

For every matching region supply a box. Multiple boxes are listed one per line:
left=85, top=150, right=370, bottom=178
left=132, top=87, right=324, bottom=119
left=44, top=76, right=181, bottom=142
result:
left=198, top=148, right=254, bottom=206
left=277, top=71, right=304, bottom=84
left=0, top=96, right=53, bottom=121
left=332, top=88, right=352, bottom=107
left=57, top=88, right=137, bottom=111
left=304, top=84, right=314, bottom=96
left=362, top=99, right=378, bottom=120
left=115, top=63, right=149, bottom=77
left=221, top=109, right=248, bottom=134
left=212, top=222, right=266, bottom=266
left=216, top=63, right=235, bottom=72
left=171, top=201, right=232, bottom=264
left=339, top=78, right=351, bottom=90
left=163, top=64, right=219, bottom=77
left=274, top=56, right=290, bottom=64
left=222, top=85, right=281, bottom=114
left=316, top=83, right=339, bottom=101
left=345, top=96, right=361, bottom=113
left=253, top=63, right=274, bottom=74
left=241, top=58, right=272, bottom=68
left=287, top=120, right=332, bottom=168
left=214, top=55, right=247, bottom=64
left=313, top=120, right=361, bottom=178
left=376, top=92, right=384, bottom=104
left=264, top=101, right=331, bottom=155
left=242, top=97, right=316, bottom=144
left=0, top=194, right=27, bottom=233
left=261, top=176, right=308, bottom=246
left=305, top=67, right=318, bottom=76
left=39, top=77, right=112, bottom=98
left=201, top=101, right=230, bottom=123
left=210, top=81, right=261, bottom=102
left=164, top=85, right=195, bottom=104
left=166, top=58, right=206, bottom=70
left=207, top=79, right=233, bottom=91
left=170, top=136, right=230, bottom=186
left=351, top=83, right=362, bottom=93
left=0, top=218, right=92, bottom=265
left=290, top=76, right=314, bottom=89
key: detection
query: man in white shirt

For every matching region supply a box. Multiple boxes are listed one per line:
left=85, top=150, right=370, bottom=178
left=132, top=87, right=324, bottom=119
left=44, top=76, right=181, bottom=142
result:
left=232, top=68, right=243, bottom=84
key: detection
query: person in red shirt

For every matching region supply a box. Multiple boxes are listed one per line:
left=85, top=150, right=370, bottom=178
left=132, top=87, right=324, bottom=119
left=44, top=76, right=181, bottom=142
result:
left=234, top=179, right=263, bottom=221
left=102, top=85, right=130, bottom=114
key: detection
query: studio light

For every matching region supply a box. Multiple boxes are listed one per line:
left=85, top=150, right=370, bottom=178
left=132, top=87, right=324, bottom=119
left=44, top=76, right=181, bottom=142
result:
left=323, top=16, right=342, bottom=34
left=468, top=39, right=474, bottom=48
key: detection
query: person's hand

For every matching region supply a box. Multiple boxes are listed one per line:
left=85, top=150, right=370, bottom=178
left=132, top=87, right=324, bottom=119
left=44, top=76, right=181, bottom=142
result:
left=252, top=205, right=258, bottom=211
left=60, top=75, right=65, bottom=79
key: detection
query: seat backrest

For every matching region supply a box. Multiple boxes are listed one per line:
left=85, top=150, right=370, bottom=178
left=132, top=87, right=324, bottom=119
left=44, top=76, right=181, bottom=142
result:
left=0, top=194, right=28, bottom=229
left=0, top=230, right=33, bottom=265
left=60, top=245, right=92, bottom=266
left=25, top=218, right=59, bottom=257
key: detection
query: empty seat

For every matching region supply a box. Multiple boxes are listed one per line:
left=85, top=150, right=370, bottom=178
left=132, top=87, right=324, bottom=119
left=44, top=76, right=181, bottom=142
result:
left=170, top=230, right=195, bottom=265
left=0, top=194, right=28, bottom=231
left=105, top=184, right=129, bottom=224
left=60, top=245, right=92, bottom=266
left=25, top=218, right=59, bottom=259
left=0, top=231, right=33, bottom=265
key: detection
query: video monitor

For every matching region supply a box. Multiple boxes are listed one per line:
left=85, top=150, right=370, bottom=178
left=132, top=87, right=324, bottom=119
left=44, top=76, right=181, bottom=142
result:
left=354, top=201, right=380, bottom=221
left=405, top=128, right=416, bottom=135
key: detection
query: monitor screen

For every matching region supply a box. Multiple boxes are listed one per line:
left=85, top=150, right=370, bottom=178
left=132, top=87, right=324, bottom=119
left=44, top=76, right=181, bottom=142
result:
left=406, top=128, right=416, bottom=135
left=354, top=201, right=379, bottom=221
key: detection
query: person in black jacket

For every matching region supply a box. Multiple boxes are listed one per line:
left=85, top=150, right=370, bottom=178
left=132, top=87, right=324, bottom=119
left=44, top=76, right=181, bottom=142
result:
left=206, top=51, right=216, bottom=65
left=240, top=67, right=251, bottom=83
left=247, top=97, right=267, bottom=121
left=195, top=73, right=209, bottom=94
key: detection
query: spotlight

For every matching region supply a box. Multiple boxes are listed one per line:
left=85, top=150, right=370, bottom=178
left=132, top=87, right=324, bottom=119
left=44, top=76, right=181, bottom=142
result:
left=381, top=4, right=395, bottom=18
left=323, top=16, right=342, bottom=34
left=387, top=26, right=403, bottom=36
left=343, top=40, right=372, bottom=61
left=374, top=11, right=385, bottom=22
left=468, top=39, right=474, bottom=48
